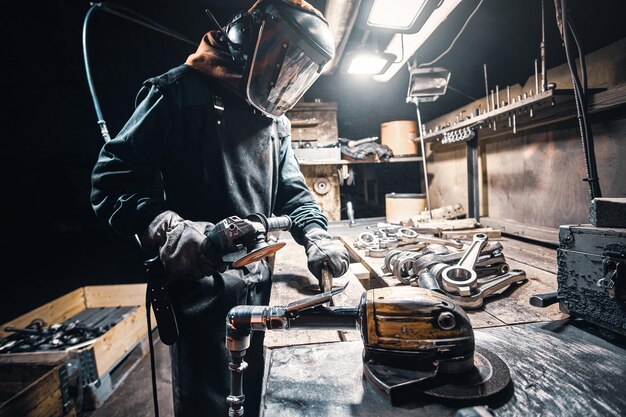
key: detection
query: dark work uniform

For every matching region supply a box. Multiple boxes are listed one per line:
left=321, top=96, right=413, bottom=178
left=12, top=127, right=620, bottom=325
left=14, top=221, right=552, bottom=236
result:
left=90, top=65, right=327, bottom=417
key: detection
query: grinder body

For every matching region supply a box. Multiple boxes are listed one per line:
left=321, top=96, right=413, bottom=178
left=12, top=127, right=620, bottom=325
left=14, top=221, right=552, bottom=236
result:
left=361, top=287, right=475, bottom=373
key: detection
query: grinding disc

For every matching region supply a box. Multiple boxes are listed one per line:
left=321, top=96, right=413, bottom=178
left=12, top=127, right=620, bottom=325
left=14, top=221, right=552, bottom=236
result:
left=232, top=242, right=286, bottom=268
left=363, top=345, right=511, bottom=406
left=420, top=345, right=511, bottom=402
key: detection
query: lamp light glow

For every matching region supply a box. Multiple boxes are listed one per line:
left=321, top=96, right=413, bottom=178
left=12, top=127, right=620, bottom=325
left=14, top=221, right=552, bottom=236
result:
left=367, top=0, right=428, bottom=30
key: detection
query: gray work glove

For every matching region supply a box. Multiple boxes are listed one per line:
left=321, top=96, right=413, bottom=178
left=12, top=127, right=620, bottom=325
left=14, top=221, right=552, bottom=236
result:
left=304, top=228, right=350, bottom=282
left=140, top=210, right=218, bottom=279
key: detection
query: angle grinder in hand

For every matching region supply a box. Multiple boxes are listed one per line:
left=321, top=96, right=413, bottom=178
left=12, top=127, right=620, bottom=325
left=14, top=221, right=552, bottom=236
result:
left=225, top=286, right=512, bottom=416
left=202, top=213, right=292, bottom=269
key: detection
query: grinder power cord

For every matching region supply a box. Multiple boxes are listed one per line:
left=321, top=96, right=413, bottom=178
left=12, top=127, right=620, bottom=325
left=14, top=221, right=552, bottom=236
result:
left=225, top=285, right=512, bottom=416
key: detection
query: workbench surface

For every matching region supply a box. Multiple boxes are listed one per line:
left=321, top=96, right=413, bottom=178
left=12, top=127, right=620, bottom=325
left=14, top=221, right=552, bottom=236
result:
left=261, top=218, right=626, bottom=417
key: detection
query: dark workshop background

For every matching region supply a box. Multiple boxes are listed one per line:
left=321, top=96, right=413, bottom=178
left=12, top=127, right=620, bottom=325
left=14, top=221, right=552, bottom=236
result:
left=3, top=0, right=626, bottom=324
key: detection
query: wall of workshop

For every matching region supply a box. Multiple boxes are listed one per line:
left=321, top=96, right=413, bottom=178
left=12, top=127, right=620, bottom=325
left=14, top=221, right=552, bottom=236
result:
left=426, top=38, right=626, bottom=229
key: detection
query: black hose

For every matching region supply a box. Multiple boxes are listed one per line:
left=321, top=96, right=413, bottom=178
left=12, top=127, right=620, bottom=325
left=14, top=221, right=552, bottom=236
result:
left=560, top=0, right=601, bottom=199
left=146, top=284, right=160, bottom=417
left=82, top=5, right=111, bottom=142
left=82, top=2, right=197, bottom=143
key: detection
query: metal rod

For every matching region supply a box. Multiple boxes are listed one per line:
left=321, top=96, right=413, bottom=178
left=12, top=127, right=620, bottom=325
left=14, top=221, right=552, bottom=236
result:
left=416, top=105, right=433, bottom=219
left=483, top=64, right=490, bottom=112
left=541, top=0, right=547, bottom=92
left=534, top=58, right=539, bottom=95
left=466, top=138, right=480, bottom=220
left=496, top=85, right=500, bottom=109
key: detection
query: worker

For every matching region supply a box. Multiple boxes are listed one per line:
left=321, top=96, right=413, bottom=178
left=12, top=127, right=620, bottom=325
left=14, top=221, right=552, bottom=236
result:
left=89, top=1, right=348, bottom=416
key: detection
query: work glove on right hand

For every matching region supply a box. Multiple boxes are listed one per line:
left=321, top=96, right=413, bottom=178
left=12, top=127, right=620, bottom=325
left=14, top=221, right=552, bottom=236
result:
left=140, top=210, right=219, bottom=279
left=304, top=228, right=350, bottom=283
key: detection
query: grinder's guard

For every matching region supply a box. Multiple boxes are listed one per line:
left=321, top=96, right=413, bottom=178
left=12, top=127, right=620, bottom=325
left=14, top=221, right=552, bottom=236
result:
left=224, top=285, right=512, bottom=416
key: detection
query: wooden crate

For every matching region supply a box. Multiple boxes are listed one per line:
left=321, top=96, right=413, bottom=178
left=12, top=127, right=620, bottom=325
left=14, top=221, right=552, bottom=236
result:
left=0, top=284, right=155, bottom=410
left=0, top=361, right=75, bottom=417
left=286, top=101, right=338, bottom=143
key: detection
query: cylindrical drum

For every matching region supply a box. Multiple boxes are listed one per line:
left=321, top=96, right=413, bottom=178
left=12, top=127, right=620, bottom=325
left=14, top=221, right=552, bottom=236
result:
left=380, top=120, right=418, bottom=156
left=385, top=193, right=426, bottom=224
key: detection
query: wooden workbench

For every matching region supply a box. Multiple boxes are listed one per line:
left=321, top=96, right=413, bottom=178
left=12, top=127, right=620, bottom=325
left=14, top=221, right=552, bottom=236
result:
left=261, top=218, right=626, bottom=417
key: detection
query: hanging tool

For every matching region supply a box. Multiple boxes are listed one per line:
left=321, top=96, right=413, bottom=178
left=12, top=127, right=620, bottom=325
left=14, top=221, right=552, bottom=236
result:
left=224, top=285, right=512, bottom=415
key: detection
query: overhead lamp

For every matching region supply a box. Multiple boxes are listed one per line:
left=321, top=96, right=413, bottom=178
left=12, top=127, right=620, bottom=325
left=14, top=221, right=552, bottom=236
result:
left=373, top=0, right=463, bottom=82
left=342, top=51, right=396, bottom=75
left=363, top=0, right=440, bottom=33
left=406, top=67, right=451, bottom=103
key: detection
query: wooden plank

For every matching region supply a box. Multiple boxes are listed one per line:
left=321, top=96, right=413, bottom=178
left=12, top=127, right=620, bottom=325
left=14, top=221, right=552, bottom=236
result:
left=84, top=284, right=147, bottom=308
left=265, top=236, right=362, bottom=348
left=0, top=289, right=86, bottom=339
left=91, top=305, right=150, bottom=378
left=481, top=218, right=557, bottom=246
left=348, top=263, right=370, bottom=281
left=482, top=258, right=567, bottom=324
left=499, top=236, right=558, bottom=274
left=0, top=363, right=66, bottom=417
left=441, top=228, right=502, bottom=240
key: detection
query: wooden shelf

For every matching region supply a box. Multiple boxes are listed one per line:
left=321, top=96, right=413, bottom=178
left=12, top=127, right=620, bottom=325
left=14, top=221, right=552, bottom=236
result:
left=422, top=84, right=626, bottom=148
left=298, top=156, right=423, bottom=166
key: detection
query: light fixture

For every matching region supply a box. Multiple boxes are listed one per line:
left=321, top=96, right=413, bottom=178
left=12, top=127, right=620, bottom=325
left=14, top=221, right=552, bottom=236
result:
left=373, top=0, right=463, bottom=82
left=406, top=67, right=451, bottom=103
left=364, top=0, right=440, bottom=33
left=342, top=51, right=396, bottom=75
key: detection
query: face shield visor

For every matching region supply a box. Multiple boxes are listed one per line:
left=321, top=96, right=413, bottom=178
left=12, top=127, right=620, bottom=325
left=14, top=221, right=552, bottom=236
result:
left=244, top=2, right=334, bottom=117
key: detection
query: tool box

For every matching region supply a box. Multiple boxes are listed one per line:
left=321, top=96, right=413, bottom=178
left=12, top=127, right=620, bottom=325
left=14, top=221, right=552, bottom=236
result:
left=0, top=284, right=155, bottom=411
left=0, top=361, right=75, bottom=417
left=557, top=225, right=626, bottom=335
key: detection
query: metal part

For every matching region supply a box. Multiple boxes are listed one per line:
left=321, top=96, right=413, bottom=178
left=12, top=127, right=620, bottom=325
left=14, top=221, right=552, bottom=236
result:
left=0, top=308, right=135, bottom=353
left=363, top=344, right=511, bottom=406
left=483, top=64, right=490, bottom=112
left=529, top=291, right=559, bottom=307
left=313, top=177, right=331, bottom=195
left=448, top=269, right=527, bottom=309
left=346, top=201, right=355, bottom=227
left=442, top=234, right=488, bottom=296
left=366, top=247, right=388, bottom=258
left=415, top=105, right=433, bottom=219
left=540, top=0, right=547, bottom=93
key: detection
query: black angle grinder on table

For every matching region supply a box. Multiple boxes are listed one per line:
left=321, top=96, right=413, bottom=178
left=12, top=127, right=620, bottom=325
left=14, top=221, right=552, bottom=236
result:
left=224, top=284, right=512, bottom=416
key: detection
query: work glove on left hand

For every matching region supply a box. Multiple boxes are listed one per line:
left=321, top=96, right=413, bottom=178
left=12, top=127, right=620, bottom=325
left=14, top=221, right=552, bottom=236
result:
left=304, top=228, right=350, bottom=282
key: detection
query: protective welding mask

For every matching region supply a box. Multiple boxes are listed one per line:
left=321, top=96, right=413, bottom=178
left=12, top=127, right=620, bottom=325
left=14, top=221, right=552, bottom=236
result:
left=228, top=1, right=335, bottom=117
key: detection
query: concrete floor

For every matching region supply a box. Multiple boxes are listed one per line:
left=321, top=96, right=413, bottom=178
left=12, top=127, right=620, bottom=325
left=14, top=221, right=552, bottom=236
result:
left=79, top=338, right=174, bottom=417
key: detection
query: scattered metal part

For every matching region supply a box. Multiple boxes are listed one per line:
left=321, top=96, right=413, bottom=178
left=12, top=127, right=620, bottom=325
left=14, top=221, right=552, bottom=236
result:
left=441, top=234, right=489, bottom=296
left=0, top=307, right=134, bottom=353
left=366, top=247, right=389, bottom=258
left=448, top=269, right=527, bottom=309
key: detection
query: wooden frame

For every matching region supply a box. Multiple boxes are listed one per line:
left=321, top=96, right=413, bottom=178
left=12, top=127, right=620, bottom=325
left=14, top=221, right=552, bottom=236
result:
left=0, top=284, right=154, bottom=380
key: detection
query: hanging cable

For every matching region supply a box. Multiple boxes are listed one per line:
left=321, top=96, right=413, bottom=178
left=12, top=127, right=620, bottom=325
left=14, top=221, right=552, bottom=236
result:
left=419, top=0, right=484, bottom=68
left=82, top=2, right=196, bottom=143
left=560, top=0, right=601, bottom=199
